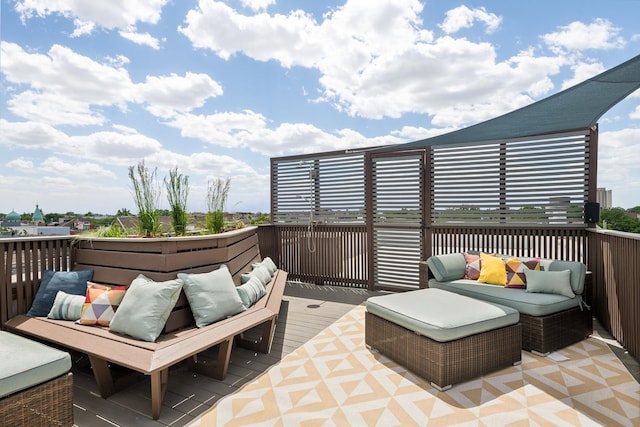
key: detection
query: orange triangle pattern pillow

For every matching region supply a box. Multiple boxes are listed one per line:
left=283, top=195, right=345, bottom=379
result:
left=78, top=282, right=127, bottom=326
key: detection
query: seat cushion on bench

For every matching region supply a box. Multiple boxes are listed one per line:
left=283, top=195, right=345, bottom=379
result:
left=0, top=331, right=71, bottom=398
left=428, top=279, right=580, bottom=316
left=366, top=288, right=519, bottom=342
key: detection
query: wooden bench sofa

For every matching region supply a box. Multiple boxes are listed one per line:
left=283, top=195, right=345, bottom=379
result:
left=5, top=269, right=286, bottom=420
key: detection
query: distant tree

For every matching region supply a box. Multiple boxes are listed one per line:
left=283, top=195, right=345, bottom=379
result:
left=599, top=208, right=640, bottom=233
left=628, top=206, right=640, bottom=213
left=44, top=213, right=59, bottom=223
left=250, top=213, right=271, bottom=224
left=21, top=213, right=32, bottom=221
left=116, top=208, right=132, bottom=216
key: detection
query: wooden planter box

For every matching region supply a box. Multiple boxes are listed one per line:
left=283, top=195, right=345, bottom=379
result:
left=73, top=226, right=261, bottom=286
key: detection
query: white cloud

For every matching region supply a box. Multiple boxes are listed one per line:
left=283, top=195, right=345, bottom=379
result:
left=137, top=73, right=224, bottom=117
left=165, top=110, right=404, bottom=156
left=15, top=0, right=168, bottom=40
left=39, top=157, right=117, bottom=179
left=1, top=42, right=223, bottom=124
left=561, top=61, right=606, bottom=90
left=6, top=158, right=35, bottom=171
left=67, top=132, right=164, bottom=165
left=241, top=0, right=275, bottom=12
left=119, top=30, right=161, bottom=49
left=179, top=0, right=322, bottom=66
left=177, top=1, right=571, bottom=125
left=439, top=5, right=501, bottom=34
left=0, top=119, right=70, bottom=150
left=8, top=91, right=106, bottom=126
left=70, top=19, right=95, bottom=37
left=542, top=19, right=626, bottom=51
left=1, top=42, right=134, bottom=124
left=598, top=128, right=640, bottom=208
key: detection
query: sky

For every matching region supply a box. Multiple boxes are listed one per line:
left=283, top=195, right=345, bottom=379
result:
left=1, top=0, right=639, bottom=217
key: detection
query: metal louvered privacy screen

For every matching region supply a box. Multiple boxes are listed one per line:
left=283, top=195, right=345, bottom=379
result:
left=431, top=130, right=591, bottom=225
left=271, top=152, right=366, bottom=224
left=271, top=128, right=594, bottom=289
left=370, top=153, right=424, bottom=289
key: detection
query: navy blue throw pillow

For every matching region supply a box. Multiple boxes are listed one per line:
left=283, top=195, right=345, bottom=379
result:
left=27, top=269, right=94, bottom=317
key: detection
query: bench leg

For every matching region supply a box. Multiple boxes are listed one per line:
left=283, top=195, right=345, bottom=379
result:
left=236, top=317, right=277, bottom=354
left=150, top=369, right=169, bottom=420
left=88, top=356, right=115, bottom=398
left=188, top=338, right=233, bottom=380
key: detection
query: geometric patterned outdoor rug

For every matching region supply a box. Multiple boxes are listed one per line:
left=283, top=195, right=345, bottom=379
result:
left=191, top=304, right=640, bottom=427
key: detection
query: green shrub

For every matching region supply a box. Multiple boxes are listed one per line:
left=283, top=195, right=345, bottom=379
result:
left=129, top=161, right=161, bottom=237
left=165, top=167, right=189, bottom=236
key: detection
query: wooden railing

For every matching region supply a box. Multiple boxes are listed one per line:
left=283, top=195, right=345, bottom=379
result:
left=258, top=224, right=368, bottom=287
left=2, top=227, right=639, bottom=361
left=429, top=225, right=589, bottom=262
left=0, top=236, right=74, bottom=327
left=587, top=228, right=640, bottom=361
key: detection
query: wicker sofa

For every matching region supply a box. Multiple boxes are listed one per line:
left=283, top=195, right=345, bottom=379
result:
left=420, top=253, right=592, bottom=355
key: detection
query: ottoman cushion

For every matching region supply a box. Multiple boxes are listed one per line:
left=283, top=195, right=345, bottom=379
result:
left=0, top=331, right=71, bottom=398
left=366, top=288, right=519, bottom=342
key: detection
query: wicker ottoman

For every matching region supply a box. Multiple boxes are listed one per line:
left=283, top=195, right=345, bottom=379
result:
left=0, top=331, right=73, bottom=427
left=365, top=288, right=522, bottom=391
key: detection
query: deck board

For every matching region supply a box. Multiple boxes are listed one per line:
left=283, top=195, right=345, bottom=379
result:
left=70, top=282, right=378, bottom=426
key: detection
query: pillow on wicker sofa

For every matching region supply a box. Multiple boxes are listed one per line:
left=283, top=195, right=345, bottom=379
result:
left=524, top=269, right=575, bottom=298
left=477, top=253, right=506, bottom=286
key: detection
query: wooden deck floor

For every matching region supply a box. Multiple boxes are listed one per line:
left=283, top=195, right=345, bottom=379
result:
left=70, top=282, right=380, bottom=427
left=67, top=282, right=639, bottom=427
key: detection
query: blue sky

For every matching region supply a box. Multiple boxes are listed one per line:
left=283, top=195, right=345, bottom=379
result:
left=1, top=0, right=639, bottom=216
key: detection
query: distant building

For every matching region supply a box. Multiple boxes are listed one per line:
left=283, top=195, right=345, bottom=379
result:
left=32, top=204, right=45, bottom=224
left=1, top=210, right=21, bottom=227
left=597, top=188, right=612, bottom=209
left=1, top=204, right=70, bottom=237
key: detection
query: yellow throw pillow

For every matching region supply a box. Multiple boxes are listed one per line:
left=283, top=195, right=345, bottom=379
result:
left=477, top=252, right=506, bottom=285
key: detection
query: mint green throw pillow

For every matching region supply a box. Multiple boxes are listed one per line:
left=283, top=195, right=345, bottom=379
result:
left=237, top=275, right=267, bottom=308
left=178, top=265, right=246, bottom=328
left=524, top=269, right=575, bottom=298
left=47, top=291, right=85, bottom=320
left=109, top=275, right=183, bottom=342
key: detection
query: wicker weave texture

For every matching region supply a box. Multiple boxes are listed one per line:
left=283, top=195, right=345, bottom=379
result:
left=0, top=372, right=73, bottom=427
left=521, top=306, right=592, bottom=354
left=365, top=312, right=522, bottom=388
